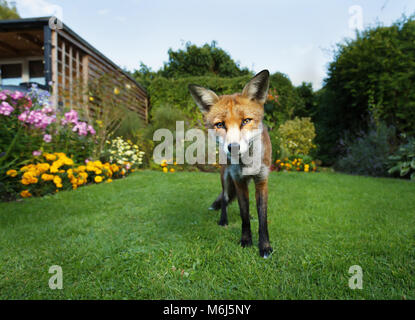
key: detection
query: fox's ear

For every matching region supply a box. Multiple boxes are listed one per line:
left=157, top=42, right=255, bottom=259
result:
left=242, top=70, right=270, bottom=105
left=188, top=84, right=219, bottom=113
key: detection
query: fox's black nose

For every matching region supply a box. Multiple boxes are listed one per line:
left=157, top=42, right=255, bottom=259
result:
left=228, top=143, right=240, bottom=153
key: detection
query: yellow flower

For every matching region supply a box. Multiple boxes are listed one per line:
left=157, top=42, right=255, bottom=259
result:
left=93, top=161, right=103, bottom=168
left=44, top=153, right=57, bottom=161
left=37, top=163, right=50, bottom=173
left=114, top=88, right=120, bottom=95
left=95, top=176, right=103, bottom=183
left=6, top=169, right=17, bottom=177
left=86, top=165, right=96, bottom=172
left=53, top=176, right=62, bottom=187
left=170, top=168, right=175, bottom=173
left=106, top=179, right=113, bottom=183
left=20, top=190, right=32, bottom=198
left=163, top=167, right=168, bottom=173
left=63, top=158, right=74, bottom=166
left=89, top=96, right=94, bottom=102
left=21, top=172, right=38, bottom=185
left=41, top=174, right=54, bottom=181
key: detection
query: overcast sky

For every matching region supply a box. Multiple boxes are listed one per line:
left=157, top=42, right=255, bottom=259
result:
left=14, top=0, right=415, bottom=89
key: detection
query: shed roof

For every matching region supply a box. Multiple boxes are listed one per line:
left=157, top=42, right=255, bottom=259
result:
left=0, top=16, right=146, bottom=93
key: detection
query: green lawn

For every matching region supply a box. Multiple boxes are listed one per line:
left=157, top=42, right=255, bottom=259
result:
left=0, top=171, right=414, bottom=300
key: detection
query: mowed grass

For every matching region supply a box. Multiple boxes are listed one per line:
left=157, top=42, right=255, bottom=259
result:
left=0, top=171, right=414, bottom=300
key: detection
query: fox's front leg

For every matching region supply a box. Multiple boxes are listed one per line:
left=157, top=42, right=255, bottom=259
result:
left=234, top=180, right=252, bottom=247
left=255, top=179, right=273, bottom=258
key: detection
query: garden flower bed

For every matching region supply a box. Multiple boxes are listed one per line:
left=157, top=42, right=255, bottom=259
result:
left=0, top=86, right=145, bottom=201
left=6, top=152, right=131, bottom=199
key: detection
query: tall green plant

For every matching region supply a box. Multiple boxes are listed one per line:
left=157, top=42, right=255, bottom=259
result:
left=388, top=135, right=415, bottom=180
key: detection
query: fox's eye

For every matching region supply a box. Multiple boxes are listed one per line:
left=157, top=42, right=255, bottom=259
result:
left=242, top=118, right=252, bottom=126
left=215, top=122, right=225, bottom=129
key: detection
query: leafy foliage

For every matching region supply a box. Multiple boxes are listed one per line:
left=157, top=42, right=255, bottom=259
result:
left=277, top=117, right=316, bottom=156
left=316, top=16, right=415, bottom=164
left=0, top=0, right=19, bottom=20
left=147, top=75, right=253, bottom=126
left=263, top=73, right=307, bottom=130
left=335, top=122, right=396, bottom=177
left=388, top=135, right=415, bottom=180
left=160, top=41, right=251, bottom=79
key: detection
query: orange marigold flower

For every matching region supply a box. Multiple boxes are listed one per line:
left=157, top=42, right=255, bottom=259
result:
left=20, top=190, right=32, bottom=198
left=6, top=169, right=18, bottom=177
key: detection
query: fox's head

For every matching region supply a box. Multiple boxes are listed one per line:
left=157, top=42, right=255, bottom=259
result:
left=189, top=70, right=270, bottom=158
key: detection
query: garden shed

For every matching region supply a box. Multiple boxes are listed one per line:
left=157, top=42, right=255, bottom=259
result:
left=0, top=16, right=148, bottom=122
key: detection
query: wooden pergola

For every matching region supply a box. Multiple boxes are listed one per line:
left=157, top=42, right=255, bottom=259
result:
left=0, top=17, right=149, bottom=122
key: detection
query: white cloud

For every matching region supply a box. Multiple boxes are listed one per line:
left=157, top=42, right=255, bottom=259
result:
left=15, top=0, right=63, bottom=21
left=114, top=16, right=127, bottom=23
left=98, top=8, right=110, bottom=15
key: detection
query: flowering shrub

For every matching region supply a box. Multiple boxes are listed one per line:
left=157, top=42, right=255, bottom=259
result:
left=277, top=117, right=317, bottom=156
left=4, top=152, right=129, bottom=199
left=0, top=86, right=98, bottom=177
left=104, top=137, right=145, bottom=170
left=160, top=159, right=177, bottom=173
left=0, top=88, right=56, bottom=170
left=272, top=155, right=318, bottom=173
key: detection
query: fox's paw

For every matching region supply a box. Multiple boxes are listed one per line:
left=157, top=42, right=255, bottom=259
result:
left=259, top=245, right=273, bottom=259
left=240, top=237, right=253, bottom=248
left=218, top=219, right=228, bottom=227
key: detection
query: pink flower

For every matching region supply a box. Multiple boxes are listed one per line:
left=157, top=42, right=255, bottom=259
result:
left=18, top=109, right=56, bottom=129
left=72, top=122, right=88, bottom=136
left=33, top=150, right=42, bottom=157
left=88, top=125, right=96, bottom=135
left=43, top=134, right=52, bottom=143
left=11, top=91, right=25, bottom=100
left=0, top=101, right=14, bottom=116
left=61, top=110, right=79, bottom=125
left=0, top=92, right=7, bottom=101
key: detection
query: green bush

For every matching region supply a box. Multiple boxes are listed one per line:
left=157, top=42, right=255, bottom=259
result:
left=160, top=41, right=251, bottom=79
left=148, top=75, right=253, bottom=126
left=277, top=117, right=316, bottom=156
left=315, top=16, right=415, bottom=164
left=335, top=122, right=395, bottom=177
left=148, top=72, right=306, bottom=129
left=0, top=0, right=19, bottom=19
left=388, top=135, right=415, bottom=180
left=264, top=73, right=307, bottom=129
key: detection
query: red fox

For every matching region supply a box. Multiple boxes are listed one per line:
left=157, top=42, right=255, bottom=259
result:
left=189, top=70, right=273, bottom=258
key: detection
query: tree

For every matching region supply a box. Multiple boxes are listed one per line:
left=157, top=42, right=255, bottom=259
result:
left=0, top=0, right=19, bottom=20
left=160, top=41, right=251, bottom=79
left=315, top=15, right=415, bottom=164
left=264, top=72, right=306, bottom=129
left=295, top=82, right=316, bottom=118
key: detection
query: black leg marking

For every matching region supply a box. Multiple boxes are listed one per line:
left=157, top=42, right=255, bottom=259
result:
left=218, top=195, right=228, bottom=226
left=235, top=180, right=252, bottom=248
left=255, top=180, right=273, bottom=258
